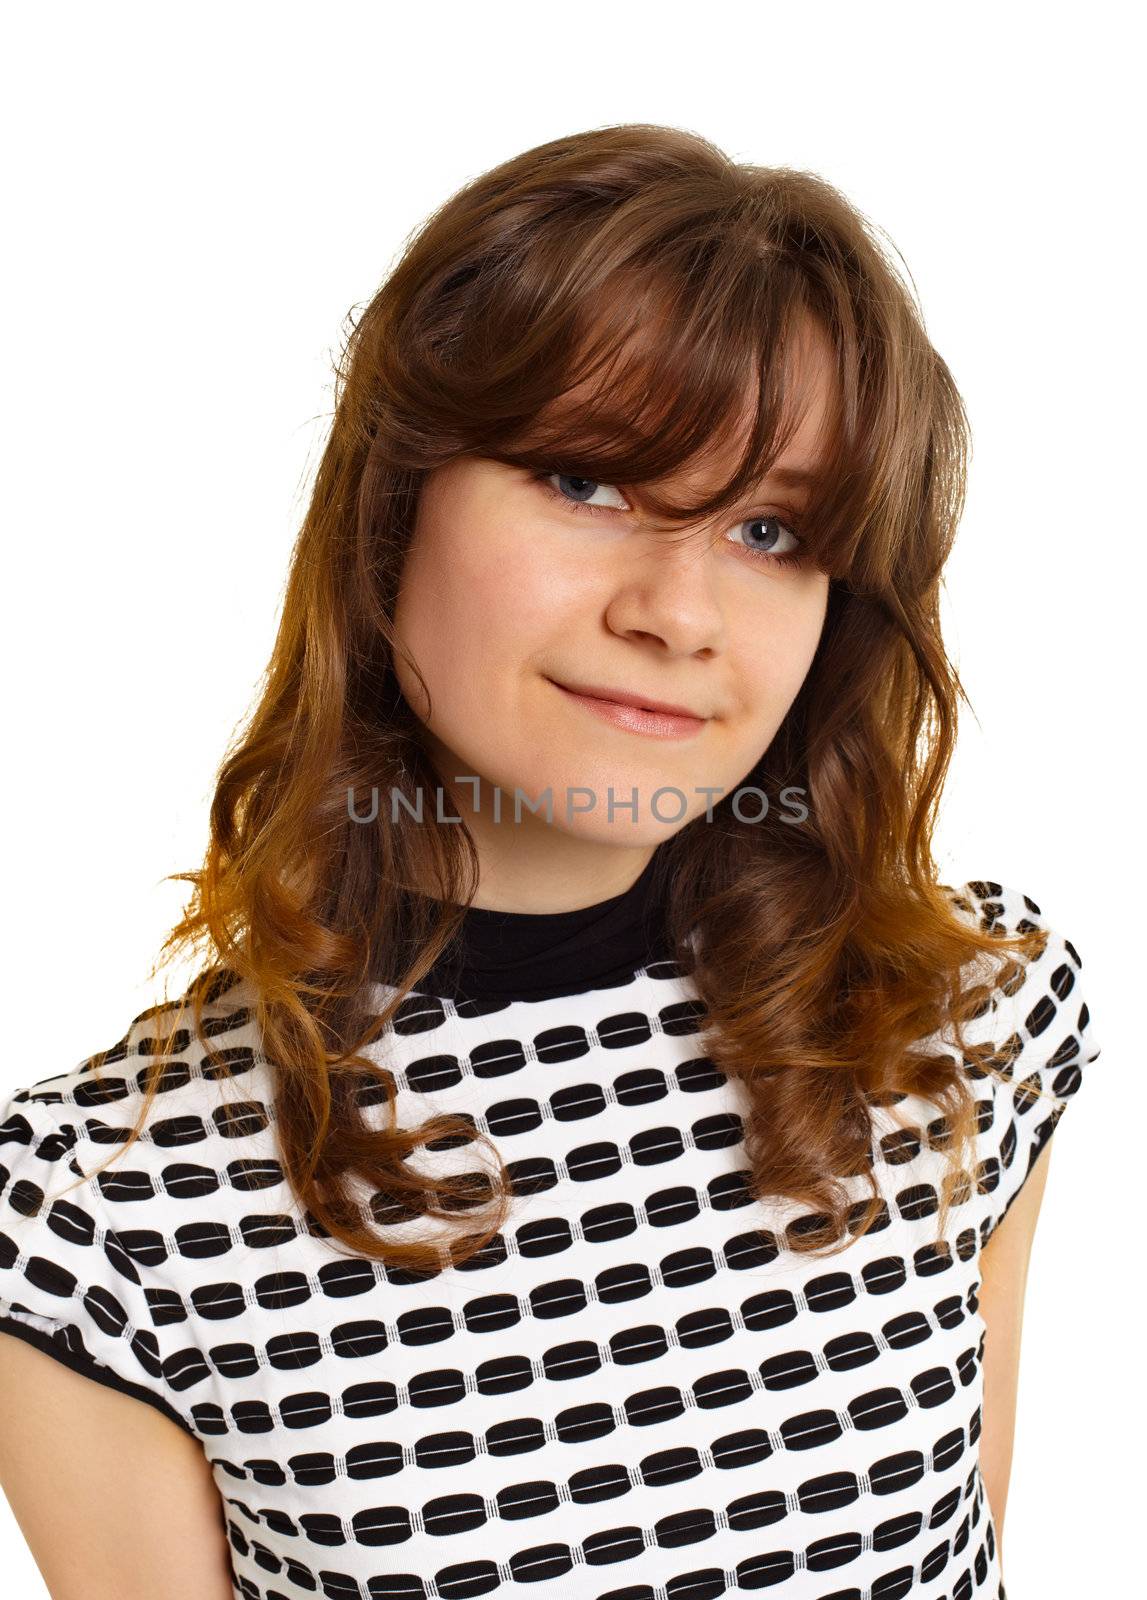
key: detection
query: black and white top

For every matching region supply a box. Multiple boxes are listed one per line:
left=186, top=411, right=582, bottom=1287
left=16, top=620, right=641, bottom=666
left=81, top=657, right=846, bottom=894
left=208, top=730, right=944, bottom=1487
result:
left=0, top=871, right=1100, bottom=1600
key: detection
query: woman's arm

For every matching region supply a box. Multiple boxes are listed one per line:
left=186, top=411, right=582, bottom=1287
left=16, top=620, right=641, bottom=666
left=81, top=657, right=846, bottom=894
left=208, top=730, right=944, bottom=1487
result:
left=0, top=1334, right=234, bottom=1600
left=976, top=1134, right=1055, bottom=1571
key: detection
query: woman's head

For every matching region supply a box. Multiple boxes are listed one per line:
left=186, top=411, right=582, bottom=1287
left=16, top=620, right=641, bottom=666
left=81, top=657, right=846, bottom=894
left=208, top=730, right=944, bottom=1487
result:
left=323, top=120, right=968, bottom=900
left=139, top=123, right=1043, bottom=1269
left=392, top=311, right=836, bottom=867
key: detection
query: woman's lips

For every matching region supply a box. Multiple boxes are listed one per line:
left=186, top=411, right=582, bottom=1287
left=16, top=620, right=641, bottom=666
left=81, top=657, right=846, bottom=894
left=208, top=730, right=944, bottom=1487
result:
left=549, top=680, right=708, bottom=740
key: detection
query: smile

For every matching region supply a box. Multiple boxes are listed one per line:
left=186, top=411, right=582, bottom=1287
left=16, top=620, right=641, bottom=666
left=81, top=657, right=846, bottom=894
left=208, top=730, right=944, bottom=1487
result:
left=547, top=679, right=709, bottom=741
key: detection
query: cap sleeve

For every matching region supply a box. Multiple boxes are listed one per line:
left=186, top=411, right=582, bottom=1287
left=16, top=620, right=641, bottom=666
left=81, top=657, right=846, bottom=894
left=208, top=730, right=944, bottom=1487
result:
left=952, top=880, right=1102, bottom=1242
left=0, top=1086, right=196, bottom=1437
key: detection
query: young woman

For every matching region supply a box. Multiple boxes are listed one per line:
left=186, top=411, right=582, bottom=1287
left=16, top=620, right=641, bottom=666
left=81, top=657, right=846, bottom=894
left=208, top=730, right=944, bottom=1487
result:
left=0, top=125, right=1100, bottom=1600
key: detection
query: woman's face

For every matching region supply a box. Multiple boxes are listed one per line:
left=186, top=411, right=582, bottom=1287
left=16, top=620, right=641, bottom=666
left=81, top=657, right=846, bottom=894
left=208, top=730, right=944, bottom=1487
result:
left=392, top=321, right=835, bottom=862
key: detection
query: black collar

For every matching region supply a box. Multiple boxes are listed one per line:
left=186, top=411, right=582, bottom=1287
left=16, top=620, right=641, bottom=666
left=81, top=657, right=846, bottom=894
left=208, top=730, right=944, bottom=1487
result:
left=413, top=850, right=675, bottom=1003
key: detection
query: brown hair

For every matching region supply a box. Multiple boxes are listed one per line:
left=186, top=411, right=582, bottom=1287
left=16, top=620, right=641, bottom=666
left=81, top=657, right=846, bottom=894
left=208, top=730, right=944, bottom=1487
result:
left=74, top=123, right=1051, bottom=1266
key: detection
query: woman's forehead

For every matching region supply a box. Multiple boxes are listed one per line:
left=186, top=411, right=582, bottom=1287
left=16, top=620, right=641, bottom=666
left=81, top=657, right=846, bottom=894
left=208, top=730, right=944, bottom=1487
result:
left=638, top=365, right=839, bottom=509
left=526, top=330, right=837, bottom=488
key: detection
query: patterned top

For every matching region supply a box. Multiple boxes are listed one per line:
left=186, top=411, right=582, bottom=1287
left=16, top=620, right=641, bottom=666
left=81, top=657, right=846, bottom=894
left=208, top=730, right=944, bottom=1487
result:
left=0, top=875, right=1100, bottom=1600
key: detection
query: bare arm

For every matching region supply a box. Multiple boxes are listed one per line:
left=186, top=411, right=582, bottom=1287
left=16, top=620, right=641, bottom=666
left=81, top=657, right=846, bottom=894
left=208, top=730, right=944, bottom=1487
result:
left=976, top=1134, right=1055, bottom=1572
left=0, top=1333, right=234, bottom=1600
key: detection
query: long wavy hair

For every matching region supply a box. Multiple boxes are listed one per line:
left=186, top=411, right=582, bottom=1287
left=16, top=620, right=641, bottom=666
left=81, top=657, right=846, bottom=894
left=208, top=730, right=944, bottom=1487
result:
left=69, top=124, right=1051, bottom=1267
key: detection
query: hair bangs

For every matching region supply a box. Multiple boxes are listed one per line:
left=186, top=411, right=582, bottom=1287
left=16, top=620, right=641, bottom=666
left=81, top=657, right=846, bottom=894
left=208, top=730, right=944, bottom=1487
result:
left=476, top=260, right=869, bottom=577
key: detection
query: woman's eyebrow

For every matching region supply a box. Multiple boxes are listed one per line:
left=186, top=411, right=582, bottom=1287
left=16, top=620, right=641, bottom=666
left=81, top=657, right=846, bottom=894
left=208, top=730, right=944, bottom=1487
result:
left=722, top=466, right=823, bottom=509
left=683, top=465, right=825, bottom=503
left=620, top=467, right=822, bottom=520
left=765, top=465, right=822, bottom=489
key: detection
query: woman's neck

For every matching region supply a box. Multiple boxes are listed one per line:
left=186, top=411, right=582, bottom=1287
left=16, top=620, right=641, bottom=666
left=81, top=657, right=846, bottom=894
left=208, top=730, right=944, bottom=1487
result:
left=408, top=845, right=675, bottom=1002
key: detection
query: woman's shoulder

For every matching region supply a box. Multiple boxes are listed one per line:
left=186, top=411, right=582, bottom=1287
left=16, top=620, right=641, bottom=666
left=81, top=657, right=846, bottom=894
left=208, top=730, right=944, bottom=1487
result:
left=4, top=970, right=273, bottom=1143
left=0, top=972, right=279, bottom=1437
left=941, top=876, right=1097, bottom=1061
left=944, top=876, right=1052, bottom=938
left=937, top=876, right=1102, bottom=1237
left=1, top=969, right=280, bottom=1250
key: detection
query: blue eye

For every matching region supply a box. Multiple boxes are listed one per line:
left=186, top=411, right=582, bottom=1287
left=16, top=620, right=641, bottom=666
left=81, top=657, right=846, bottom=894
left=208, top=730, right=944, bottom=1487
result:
left=546, top=473, right=629, bottom=511
left=729, top=515, right=803, bottom=565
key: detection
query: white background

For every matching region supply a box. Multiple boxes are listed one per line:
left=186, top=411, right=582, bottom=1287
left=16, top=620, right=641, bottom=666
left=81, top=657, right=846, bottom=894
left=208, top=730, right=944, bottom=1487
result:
left=1, top=3, right=1141, bottom=1592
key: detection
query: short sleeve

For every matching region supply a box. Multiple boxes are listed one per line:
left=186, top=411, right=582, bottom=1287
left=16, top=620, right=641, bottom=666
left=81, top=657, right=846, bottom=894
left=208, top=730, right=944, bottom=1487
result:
left=953, top=879, right=1102, bottom=1241
left=0, top=1088, right=196, bottom=1436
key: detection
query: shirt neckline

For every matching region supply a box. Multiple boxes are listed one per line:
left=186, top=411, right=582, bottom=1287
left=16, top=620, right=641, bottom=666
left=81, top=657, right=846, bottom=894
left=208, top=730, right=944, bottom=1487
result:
left=411, top=849, right=676, bottom=1003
